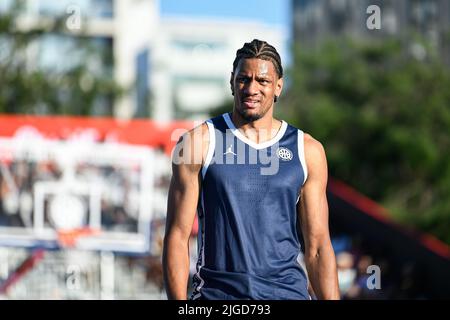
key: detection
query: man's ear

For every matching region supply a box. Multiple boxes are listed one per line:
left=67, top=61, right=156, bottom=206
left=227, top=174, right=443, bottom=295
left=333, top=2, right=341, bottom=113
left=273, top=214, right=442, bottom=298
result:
left=230, top=72, right=234, bottom=96
left=275, top=77, right=283, bottom=98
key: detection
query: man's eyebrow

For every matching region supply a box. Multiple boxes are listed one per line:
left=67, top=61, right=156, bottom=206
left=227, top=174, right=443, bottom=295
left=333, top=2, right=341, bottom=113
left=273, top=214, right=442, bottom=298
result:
left=235, top=73, right=271, bottom=79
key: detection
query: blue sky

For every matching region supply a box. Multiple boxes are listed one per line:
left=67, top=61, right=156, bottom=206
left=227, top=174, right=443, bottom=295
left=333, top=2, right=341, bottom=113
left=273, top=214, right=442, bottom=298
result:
left=160, top=0, right=292, bottom=29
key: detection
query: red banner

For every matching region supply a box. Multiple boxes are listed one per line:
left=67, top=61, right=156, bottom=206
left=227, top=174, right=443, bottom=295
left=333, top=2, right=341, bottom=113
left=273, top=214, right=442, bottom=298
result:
left=0, top=115, right=196, bottom=156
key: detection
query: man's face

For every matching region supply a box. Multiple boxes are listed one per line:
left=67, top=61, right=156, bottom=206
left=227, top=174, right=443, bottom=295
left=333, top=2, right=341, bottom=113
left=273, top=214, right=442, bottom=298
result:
left=231, top=58, right=283, bottom=122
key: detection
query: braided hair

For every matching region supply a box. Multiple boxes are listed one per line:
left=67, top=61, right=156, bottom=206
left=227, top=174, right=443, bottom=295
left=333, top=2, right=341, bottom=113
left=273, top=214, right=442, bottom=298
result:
left=232, top=39, right=283, bottom=78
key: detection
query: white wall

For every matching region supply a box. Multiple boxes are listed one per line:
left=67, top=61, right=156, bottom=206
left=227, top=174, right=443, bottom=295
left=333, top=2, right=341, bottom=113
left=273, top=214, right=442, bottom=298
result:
left=113, top=0, right=159, bottom=119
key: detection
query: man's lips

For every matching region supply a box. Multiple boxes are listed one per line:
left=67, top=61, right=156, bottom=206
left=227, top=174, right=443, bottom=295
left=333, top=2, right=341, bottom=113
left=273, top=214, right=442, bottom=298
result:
left=242, top=99, right=260, bottom=109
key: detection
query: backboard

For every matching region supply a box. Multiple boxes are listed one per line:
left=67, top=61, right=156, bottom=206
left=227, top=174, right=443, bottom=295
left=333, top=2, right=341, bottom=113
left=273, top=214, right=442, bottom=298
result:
left=0, top=136, right=155, bottom=254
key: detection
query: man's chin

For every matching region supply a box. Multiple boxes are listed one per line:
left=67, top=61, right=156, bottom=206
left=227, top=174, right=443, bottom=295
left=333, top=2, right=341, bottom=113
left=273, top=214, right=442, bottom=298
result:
left=237, top=108, right=263, bottom=122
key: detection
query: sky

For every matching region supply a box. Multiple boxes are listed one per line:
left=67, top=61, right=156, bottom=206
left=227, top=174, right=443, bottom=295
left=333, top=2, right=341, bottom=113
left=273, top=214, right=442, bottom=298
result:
left=160, top=0, right=293, bottom=64
left=160, top=0, right=292, bottom=30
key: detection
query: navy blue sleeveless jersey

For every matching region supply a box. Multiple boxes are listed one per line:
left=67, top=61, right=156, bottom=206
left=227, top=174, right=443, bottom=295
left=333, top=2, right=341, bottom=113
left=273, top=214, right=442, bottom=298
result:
left=191, top=113, right=310, bottom=300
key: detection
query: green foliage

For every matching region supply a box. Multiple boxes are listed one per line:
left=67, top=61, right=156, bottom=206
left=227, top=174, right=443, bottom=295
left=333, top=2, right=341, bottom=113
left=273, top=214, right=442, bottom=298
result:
left=210, top=99, right=233, bottom=118
left=280, top=38, right=450, bottom=244
left=0, top=1, right=123, bottom=116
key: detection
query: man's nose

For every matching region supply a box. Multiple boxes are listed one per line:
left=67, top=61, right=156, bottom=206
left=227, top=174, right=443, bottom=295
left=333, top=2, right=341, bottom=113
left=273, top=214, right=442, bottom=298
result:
left=244, top=79, right=259, bottom=95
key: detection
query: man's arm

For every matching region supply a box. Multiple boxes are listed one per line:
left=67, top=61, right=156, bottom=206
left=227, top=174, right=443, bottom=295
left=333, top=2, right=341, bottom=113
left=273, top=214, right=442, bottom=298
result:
left=298, top=134, right=340, bottom=300
left=162, top=124, right=207, bottom=300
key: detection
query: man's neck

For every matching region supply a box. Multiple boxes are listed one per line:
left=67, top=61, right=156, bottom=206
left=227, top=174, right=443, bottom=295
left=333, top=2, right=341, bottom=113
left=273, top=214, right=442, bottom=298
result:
left=230, top=110, right=282, bottom=144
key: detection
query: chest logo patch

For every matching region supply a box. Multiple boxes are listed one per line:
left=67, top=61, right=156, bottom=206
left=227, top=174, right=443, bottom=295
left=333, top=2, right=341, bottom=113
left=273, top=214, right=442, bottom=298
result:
left=276, top=147, right=293, bottom=161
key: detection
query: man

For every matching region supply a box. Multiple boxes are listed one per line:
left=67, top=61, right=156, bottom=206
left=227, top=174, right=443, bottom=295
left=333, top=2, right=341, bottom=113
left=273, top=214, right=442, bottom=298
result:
left=163, top=39, right=340, bottom=300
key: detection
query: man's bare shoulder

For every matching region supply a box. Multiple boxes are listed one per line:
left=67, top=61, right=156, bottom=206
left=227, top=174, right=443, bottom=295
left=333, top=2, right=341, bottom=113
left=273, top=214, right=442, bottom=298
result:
left=304, top=133, right=326, bottom=158
left=303, top=133, right=327, bottom=177
left=173, top=122, right=209, bottom=171
left=178, top=122, right=209, bottom=152
left=179, top=122, right=209, bottom=143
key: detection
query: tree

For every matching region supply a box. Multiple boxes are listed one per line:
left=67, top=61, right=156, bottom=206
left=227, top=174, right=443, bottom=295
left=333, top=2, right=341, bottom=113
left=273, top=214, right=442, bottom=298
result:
left=0, top=1, right=123, bottom=116
left=210, top=98, right=233, bottom=118
left=280, top=38, right=450, bottom=244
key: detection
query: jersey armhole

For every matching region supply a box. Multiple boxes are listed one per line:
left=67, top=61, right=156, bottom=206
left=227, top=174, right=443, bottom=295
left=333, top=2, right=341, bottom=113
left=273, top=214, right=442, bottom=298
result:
left=298, top=130, right=308, bottom=185
left=201, top=120, right=215, bottom=179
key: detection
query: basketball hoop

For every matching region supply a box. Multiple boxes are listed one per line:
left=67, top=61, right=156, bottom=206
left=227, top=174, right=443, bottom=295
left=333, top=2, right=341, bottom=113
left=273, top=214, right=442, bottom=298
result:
left=57, top=227, right=100, bottom=249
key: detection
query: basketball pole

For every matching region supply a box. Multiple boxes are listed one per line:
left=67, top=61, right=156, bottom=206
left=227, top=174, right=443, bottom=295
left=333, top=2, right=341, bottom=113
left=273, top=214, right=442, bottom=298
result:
left=100, top=250, right=115, bottom=300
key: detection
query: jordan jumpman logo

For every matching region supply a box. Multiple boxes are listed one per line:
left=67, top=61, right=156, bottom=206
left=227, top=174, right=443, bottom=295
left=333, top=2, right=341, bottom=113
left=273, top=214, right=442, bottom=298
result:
left=224, top=145, right=237, bottom=156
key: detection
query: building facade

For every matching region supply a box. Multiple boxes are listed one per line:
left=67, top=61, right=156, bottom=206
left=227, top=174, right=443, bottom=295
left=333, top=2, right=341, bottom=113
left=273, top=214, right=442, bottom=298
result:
left=293, top=0, right=450, bottom=63
left=3, top=1, right=288, bottom=120
left=151, top=17, right=287, bottom=121
left=2, top=0, right=158, bottom=119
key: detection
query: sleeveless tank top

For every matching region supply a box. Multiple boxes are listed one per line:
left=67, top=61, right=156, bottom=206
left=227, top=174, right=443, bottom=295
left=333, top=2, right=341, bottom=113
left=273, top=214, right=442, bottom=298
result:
left=191, top=113, right=310, bottom=300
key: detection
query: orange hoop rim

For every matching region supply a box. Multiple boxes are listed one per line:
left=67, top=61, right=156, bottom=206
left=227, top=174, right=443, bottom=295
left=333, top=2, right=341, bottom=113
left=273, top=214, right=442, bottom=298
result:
left=56, top=227, right=100, bottom=248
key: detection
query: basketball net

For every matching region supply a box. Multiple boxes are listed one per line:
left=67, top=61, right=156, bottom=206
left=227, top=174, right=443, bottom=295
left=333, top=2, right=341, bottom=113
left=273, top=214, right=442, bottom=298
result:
left=57, top=227, right=100, bottom=248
